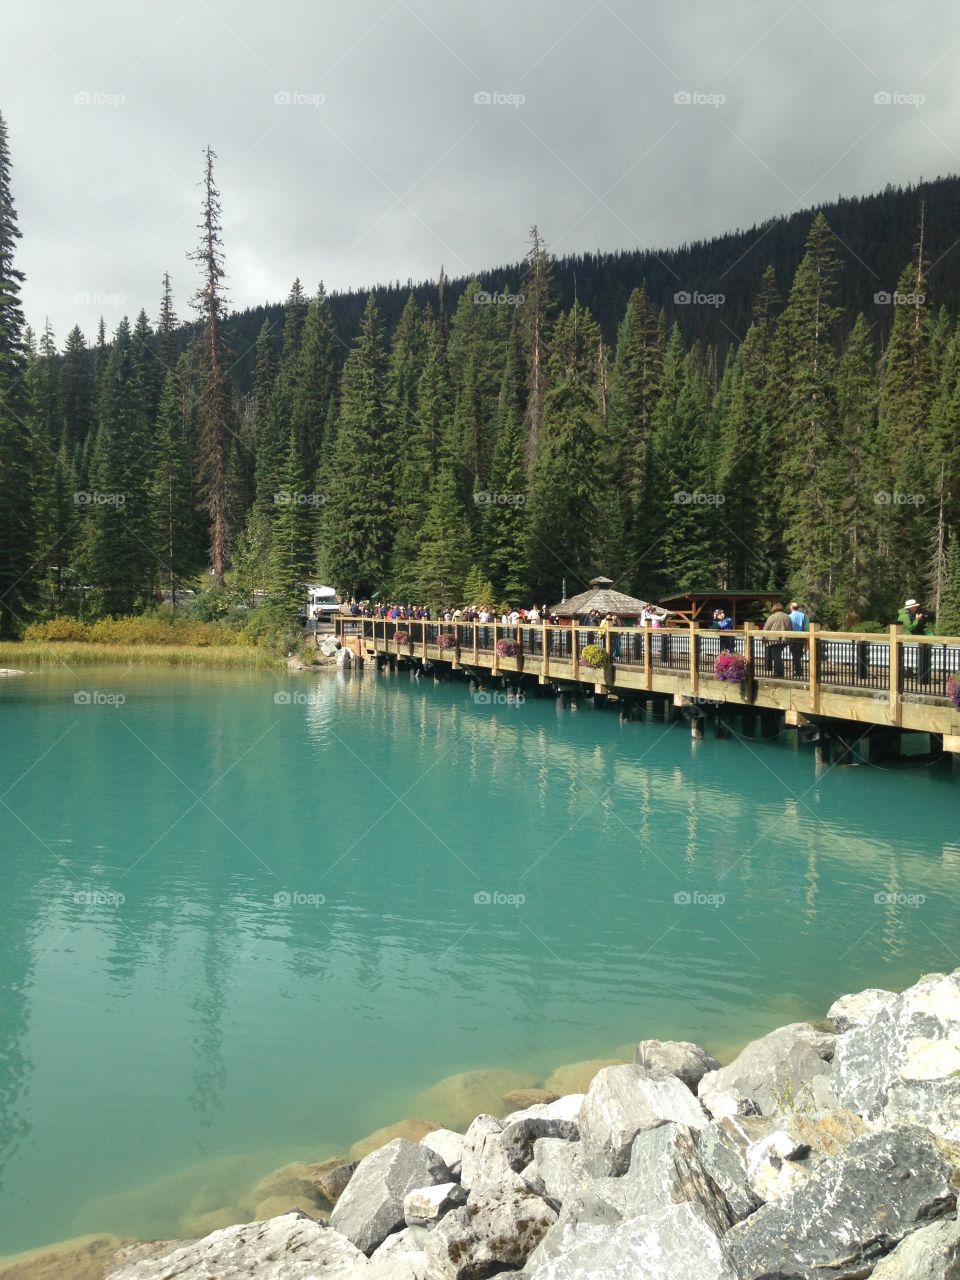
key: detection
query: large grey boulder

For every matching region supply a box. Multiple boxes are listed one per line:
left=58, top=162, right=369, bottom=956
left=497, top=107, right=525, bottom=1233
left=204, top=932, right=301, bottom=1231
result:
left=869, top=1214, right=960, bottom=1279
left=695, top=1117, right=765, bottom=1222
left=521, top=1218, right=614, bottom=1274
left=587, top=1124, right=733, bottom=1236
left=827, top=987, right=896, bottom=1033
left=697, top=1022, right=835, bottom=1116
left=634, top=1039, right=721, bottom=1091
left=725, top=1126, right=958, bottom=1280
left=699, top=1087, right=760, bottom=1121
left=105, top=1210, right=365, bottom=1279
left=523, top=1137, right=588, bottom=1207
left=423, top=1186, right=557, bottom=1279
left=833, top=968, right=960, bottom=1140
left=367, top=1224, right=430, bottom=1279
left=329, top=1138, right=449, bottom=1255
left=525, top=1201, right=741, bottom=1280
left=497, top=1096, right=583, bottom=1172
left=459, top=1113, right=526, bottom=1193
left=578, top=1065, right=707, bottom=1175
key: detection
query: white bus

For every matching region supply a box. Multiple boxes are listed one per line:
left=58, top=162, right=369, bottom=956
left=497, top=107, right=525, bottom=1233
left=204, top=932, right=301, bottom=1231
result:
left=306, top=584, right=341, bottom=621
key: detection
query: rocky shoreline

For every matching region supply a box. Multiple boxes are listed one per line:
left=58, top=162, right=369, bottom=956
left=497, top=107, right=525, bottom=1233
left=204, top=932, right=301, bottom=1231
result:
left=9, top=968, right=960, bottom=1279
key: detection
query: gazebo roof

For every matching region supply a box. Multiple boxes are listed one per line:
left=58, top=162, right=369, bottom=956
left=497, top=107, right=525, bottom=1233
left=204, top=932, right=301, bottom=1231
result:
left=551, top=577, right=666, bottom=618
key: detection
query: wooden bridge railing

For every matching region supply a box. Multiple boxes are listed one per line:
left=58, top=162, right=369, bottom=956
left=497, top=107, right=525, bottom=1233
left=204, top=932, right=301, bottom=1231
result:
left=335, top=618, right=960, bottom=711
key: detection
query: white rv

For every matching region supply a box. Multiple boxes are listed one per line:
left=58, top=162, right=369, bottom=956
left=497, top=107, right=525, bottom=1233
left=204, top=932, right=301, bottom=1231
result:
left=306, top=584, right=341, bottom=621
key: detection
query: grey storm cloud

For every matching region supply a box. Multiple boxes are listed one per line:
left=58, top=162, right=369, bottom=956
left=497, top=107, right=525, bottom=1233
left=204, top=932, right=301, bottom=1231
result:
left=4, top=0, right=959, bottom=340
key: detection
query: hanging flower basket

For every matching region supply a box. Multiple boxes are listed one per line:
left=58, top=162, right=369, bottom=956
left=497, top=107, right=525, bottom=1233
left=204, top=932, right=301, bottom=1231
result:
left=580, top=644, right=607, bottom=670
left=436, top=633, right=457, bottom=651
left=393, top=631, right=410, bottom=646
left=714, top=652, right=749, bottom=684
left=496, top=638, right=519, bottom=658
left=947, top=675, right=960, bottom=712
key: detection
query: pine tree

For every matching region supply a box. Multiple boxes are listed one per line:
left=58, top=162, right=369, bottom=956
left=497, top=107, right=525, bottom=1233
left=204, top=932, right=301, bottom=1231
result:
left=519, top=226, right=555, bottom=470
left=157, top=272, right=178, bottom=376
left=152, top=369, right=199, bottom=606
left=774, top=213, right=844, bottom=613
left=60, top=324, right=93, bottom=455
left=290, top=283, right=339, bottom=479
left=0, top=111, right=36, bottom=636
left=413, top=465, right=473, bottom=606
left=321, top=297, right=391, bottom=597
left=834, top=314, right=881, bottom=622
left=83, top=318, right=155, bottom=614
left=188, top=145, right=233, bottom=584
left=484, top=334, right=528, bottom=599
left=937, top=530, right=960, bottom=636
left=269, top=428, right=315, bottom=611
left=386, top=297, right=431, bottom=597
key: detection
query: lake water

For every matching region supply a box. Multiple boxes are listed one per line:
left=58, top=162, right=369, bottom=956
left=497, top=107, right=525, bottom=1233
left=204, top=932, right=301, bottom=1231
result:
left=0, top=664, right=958, bottom=1256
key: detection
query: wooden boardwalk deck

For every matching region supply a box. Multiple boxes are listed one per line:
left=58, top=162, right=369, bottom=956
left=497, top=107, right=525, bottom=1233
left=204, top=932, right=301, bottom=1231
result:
left=335, top=618, right=960, bottom=748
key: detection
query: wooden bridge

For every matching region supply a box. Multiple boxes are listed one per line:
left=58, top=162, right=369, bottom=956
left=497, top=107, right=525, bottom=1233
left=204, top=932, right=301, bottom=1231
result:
left=334, top=617, right=960, bottom=756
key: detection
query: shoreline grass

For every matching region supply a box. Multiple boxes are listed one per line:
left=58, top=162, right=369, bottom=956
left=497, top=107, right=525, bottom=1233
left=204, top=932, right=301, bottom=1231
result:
left=0, top=641, right=283, bottom=670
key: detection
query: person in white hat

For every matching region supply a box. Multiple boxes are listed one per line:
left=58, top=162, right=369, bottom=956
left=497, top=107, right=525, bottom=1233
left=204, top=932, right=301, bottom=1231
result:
left=898, top=597, right=931, bottom=685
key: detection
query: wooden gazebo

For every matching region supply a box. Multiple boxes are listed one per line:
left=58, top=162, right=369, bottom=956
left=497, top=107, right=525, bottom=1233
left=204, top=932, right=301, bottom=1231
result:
left=551, top=577, right=669, bottom=620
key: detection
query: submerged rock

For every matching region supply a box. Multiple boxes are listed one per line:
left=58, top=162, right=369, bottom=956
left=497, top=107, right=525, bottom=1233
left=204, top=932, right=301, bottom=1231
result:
left=633, top=1039, right=721, bottom=1091
left=350, top=1118, right=443, bottom=1161
left=542, top=1058, right=627, bottom=1097
left=578, top=1064, right=707, bottom=1175
left=329, top=1138, right=449, bottom=1255
left=0, top=1233, right=132, bottom=1280
left=697, top=1021, right=835, bottom=1115
left=423, top=1186, right=557, bottom=1278
left=413, top=1068, right=541, bottom=1131
left=105, top=1209, right=364, bottom=1278
left=502, top=1088, right=559, bottom=1111
left=725, top=1125, right=958, bottom=1280
left=310, top=1156, right=358, bottom=1206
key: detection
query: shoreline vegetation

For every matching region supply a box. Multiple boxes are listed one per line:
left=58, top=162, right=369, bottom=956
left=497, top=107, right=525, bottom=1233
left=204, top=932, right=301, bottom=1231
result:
left=3, top=966, right=959, bottom=1278
left=0, top=641, right=282, bottom=669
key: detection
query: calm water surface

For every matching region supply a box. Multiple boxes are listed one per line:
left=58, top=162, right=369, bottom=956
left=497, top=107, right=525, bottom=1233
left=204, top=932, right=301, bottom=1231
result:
left=0, top=664, right=958, bottom=1254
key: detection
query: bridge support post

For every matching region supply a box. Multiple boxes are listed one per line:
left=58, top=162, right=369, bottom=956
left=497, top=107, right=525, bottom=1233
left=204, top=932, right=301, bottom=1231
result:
left=690, top=715, right=705, bottom=741
left=760, top=712, right=780, bottom=739
left=715, top=714, right=731, bottom=740
left=815, top=735, right=831, bottom=766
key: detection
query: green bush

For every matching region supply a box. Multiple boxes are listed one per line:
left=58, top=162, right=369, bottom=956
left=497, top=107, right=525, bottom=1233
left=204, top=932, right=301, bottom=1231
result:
left=24, top=613, right=245, bottom=647
left=847, top=620, right=885, bottom=633
left=241, top=602, right=303, bottom=655
left=580, top=643, right=607, bottom=670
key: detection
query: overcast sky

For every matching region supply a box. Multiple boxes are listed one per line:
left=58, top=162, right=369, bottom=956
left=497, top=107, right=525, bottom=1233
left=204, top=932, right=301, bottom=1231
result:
left=5, top=0, right=960, bottom=339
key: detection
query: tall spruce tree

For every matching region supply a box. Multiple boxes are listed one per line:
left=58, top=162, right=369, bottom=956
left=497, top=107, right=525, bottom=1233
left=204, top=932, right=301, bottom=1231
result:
left=0, top=111, right=35, bottom=636
left=152, top=368, right=199, bottom=606
left=290, top=283, right=339, bottom=480
left=321, top=297, right=391, bottom=597
left=484, top=330, right=528, bottom=599
left=60, top=324, right=93, bottom=455
left=269, top=428, right=315, bottom=611
left=189, top=145, right=233, bottom=584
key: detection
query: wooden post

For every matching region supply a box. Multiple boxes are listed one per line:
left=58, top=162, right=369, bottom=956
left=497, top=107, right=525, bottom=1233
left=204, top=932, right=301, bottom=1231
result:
left=808, top=622, right=820, bottom=714
left=644, top=625, right=652, bottom=691
left=572, top=622, right=580, bottom=683
left=472, top=619, right=478, bottom=664
left=422, top=620, right=427, bottom=663
left=743, top=623, right=755, bottom=701
left=689, top=622, right=699, bottom=697
left=542, top=622, right=550, bottom=681
left=492, top=616, right=499, bottom=674
left=889, top=624, right=902, bottom=727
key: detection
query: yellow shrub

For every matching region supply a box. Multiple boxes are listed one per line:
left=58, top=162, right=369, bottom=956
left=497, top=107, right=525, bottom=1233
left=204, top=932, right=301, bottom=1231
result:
left=24, top=615, right=245, bottom=647
left=24, top=618, right=93, bottom=642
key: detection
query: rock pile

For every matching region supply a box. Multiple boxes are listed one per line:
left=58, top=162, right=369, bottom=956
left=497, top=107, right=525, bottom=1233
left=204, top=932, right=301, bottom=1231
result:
left=105, top=967, right=960, bottom=1279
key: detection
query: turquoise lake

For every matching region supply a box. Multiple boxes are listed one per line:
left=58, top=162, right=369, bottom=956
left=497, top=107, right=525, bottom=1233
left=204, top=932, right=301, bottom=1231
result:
left=1, top=663, right=958, bottom=1256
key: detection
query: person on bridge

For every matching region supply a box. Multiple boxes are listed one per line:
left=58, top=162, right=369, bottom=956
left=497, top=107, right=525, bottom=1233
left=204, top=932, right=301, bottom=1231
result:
left=788, top=601, right=808, bottom=679
left=898, top=597, right=931, bottom=685
left=763, top=604, right=793, bottom=678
